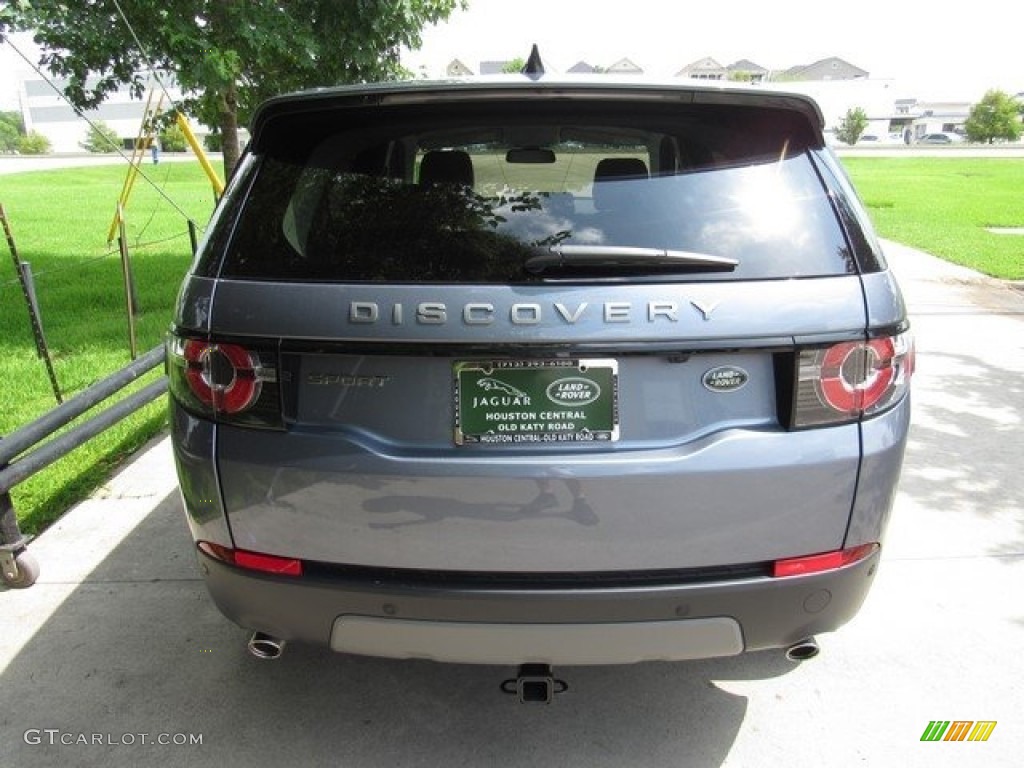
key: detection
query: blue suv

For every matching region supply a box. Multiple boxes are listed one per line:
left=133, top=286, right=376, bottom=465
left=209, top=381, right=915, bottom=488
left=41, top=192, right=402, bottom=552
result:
left=168, top=74, right=913, bottom=671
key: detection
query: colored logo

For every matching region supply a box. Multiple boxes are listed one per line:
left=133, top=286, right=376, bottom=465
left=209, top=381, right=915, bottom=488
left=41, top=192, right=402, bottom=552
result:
left=920, top=721, right=997, bottom=742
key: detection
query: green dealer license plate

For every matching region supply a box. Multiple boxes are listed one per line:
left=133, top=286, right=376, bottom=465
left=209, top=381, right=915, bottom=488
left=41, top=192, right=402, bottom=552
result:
left=454, top=359, right=619, bottom=446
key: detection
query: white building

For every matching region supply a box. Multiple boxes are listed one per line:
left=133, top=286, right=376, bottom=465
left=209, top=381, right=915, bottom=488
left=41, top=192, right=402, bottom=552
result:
left=18, top=72, right=207, bottom=153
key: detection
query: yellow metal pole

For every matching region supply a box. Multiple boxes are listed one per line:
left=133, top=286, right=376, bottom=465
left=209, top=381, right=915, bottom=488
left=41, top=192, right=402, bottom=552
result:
left=176, top=112, right=224, bottom=196
left=117, top=204, right=139, bottom=360
left=107, top=89, right=165, bottom=243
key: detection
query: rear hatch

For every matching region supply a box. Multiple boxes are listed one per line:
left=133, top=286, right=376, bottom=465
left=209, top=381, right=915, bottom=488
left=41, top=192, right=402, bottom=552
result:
left=177, top=83, right=897, bottom=573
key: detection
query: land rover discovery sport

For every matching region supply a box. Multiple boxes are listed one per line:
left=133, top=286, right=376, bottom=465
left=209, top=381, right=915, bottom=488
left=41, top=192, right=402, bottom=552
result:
left=168, top=74, right=913, bottom=668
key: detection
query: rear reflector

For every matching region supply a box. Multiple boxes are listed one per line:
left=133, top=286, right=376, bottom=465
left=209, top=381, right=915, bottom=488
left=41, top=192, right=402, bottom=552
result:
left=772, top=543, right=878, bottom=578
left=197, top=541, right=303, bottom=577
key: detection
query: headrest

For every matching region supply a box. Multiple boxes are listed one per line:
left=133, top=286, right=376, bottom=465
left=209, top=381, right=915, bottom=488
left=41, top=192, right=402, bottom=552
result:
left=419, top=150, right=474, bottom=187
left=594, top=158, right=649, bottom=182
left=593, top=158, right=648, bottom=210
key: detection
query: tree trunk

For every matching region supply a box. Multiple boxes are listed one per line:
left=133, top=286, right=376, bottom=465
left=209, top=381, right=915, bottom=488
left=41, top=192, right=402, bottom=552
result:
left=219, top=80, right=241, bottom=180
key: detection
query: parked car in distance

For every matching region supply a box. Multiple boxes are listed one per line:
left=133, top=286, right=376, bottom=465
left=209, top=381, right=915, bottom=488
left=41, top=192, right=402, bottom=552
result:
left=919, top=132, right=961, bottom=144
left=167, top=70, right=914, bottom=677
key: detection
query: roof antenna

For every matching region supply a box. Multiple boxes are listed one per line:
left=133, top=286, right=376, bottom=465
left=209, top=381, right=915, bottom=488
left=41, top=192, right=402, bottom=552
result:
left=521, top=44, right=545, bottom=79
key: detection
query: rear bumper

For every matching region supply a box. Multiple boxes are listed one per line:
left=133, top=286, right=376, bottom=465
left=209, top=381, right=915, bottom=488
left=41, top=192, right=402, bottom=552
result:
left=196, top=546, right=881, bottom=665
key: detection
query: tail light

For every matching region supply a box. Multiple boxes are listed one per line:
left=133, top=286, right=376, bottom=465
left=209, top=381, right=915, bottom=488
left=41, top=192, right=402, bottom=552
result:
left=198, top=541, right=303, bottom=577
left=773, top=543, right=878, bottom=577
left=167, top=334, right=283, bottom=429
left=793, top=331, right=914, bottom=428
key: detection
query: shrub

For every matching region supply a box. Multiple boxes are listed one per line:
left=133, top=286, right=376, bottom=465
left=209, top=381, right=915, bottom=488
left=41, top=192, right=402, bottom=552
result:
left=159, top=123, right=188, bottom=152
left=0, top=120, right=19, bottom=153
left=203, top=131, right=222, bottom=152
left=1, top=110, right=25, bottom=153
left=81, top=120, right=121, bottom=152
left=17, top=131, right=52, bottom=155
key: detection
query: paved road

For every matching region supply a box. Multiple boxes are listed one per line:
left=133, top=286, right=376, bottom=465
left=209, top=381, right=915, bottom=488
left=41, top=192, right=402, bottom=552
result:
left=2, top=241, right=1022, bottom=767
left=0, top=152, right=216, bottom=175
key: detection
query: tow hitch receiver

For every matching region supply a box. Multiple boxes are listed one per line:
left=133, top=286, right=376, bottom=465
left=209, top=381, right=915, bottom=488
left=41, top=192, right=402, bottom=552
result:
left=500, top=664, right=569, bottom=704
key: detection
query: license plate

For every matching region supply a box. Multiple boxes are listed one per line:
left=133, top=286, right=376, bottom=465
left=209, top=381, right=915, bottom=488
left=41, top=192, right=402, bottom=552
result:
left=454, top=359, right=619, bottom=446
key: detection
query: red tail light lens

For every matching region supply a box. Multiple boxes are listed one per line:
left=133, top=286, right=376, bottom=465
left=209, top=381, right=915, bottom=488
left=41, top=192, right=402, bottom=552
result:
left=793, top=331, right=913, bottom=427
left=167, top=334, right=283, bottom=429
left=773, top=543, right=878, bottom=578
left=197, top=541, right=303, bottom=577
left=184, top=340, right=261, bottom=413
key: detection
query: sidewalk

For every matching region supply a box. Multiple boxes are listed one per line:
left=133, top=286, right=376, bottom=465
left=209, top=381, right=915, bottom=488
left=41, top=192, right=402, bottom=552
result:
left=882, top=238, right=1024, bottom=314
left=2, top=434, right=181, bottom=668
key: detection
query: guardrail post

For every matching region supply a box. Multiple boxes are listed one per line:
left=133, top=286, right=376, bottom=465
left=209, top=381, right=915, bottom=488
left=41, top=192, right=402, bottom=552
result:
left=2, top=202, right=63, bottom=404
left=116, top=204, right=139, bottom=360
left=0, top=449, right=37, bottom=588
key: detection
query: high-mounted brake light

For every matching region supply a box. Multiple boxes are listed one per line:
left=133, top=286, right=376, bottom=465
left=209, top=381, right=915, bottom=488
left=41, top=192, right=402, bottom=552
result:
left=793, top=332, right=913, bottom=428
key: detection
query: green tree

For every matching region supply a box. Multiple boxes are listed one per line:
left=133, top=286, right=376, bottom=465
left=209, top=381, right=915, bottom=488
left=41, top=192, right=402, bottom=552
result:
left=0, top=109, right=25, bottom=134
left=835, top=107, right=869, bottom=146
left=80, top=120, right=122, bottom=152
left=501, top=58, right=526, bottom=74
left=0, top=121, right=18, bottom=153
left=964, top=90, right=1023, bottom=144
left=0, top=110, right=25, bottom=153
left=10, top=0, right=463, bottom=176
left=17, top=131, right=52, bottom=155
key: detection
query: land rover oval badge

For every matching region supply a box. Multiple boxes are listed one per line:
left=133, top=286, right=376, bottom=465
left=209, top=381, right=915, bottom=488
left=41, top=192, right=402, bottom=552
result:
left=703, top=366, right=749, bottom=393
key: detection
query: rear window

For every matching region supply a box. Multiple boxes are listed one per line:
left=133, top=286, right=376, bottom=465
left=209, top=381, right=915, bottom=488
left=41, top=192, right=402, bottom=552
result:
left=218, top=100, right=854, bottom=283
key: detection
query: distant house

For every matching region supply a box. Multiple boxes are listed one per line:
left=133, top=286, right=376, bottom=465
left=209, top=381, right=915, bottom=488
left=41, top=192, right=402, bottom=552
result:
left=726, top=59, right=769, bottom=83
left=605, top=58, right=643, bottom=75
left=676, top=57, right=727, bottom=80
left=446, top=59, right=474, bottom=76
left=567, top=60, right=598, bottom=74
left=777, top=57, right=868, bottom=82
left=479, top=60, right=512, bottom=75
left=910, top=100, right=972, bottom=138
left=675, top=58, right=768, bottom=82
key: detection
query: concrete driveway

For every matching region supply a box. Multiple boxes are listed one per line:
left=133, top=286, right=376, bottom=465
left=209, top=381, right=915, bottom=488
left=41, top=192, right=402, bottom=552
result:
left=2, top=240, right=1022, bottom=767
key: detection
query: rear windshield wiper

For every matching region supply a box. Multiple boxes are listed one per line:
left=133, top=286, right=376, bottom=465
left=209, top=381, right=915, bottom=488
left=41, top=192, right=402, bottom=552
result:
left=524, top=245, right=739, bottom=274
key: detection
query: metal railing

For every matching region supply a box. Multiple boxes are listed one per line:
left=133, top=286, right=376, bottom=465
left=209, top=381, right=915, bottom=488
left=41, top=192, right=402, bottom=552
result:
left=0, top=345, right=167, bottom=588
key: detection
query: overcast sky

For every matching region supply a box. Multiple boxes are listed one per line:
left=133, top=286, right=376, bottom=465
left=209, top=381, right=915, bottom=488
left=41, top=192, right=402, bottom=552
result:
left=402, top=0, right=1024, bottom=100
left=3, top=1, right=1022, bottom=111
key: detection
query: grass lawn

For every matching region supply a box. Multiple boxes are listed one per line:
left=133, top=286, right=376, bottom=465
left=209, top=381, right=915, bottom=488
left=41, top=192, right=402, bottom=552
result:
left=1, top=155, right=1021, bottom=535
left=841, top=156, right=1024, bottom=280
left=1, top=160, right=217, bottom=535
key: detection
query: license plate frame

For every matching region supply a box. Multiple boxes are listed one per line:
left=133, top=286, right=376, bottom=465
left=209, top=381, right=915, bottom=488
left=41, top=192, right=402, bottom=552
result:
left=453, top=358, right=619, bottom=446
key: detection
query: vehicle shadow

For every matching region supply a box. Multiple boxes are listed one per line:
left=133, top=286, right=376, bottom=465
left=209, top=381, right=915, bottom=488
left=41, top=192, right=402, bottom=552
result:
left=895, top=320, right=1024, bottom=561
left=0, top=490, right=797, bottom=768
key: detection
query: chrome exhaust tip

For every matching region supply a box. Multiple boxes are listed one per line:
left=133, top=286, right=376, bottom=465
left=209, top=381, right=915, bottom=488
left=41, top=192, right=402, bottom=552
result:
left=785, top=637, right=820, bottom=662
left=247, top=631, right=286, bottom=660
